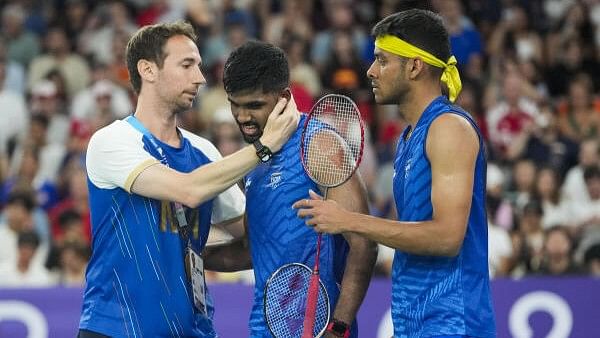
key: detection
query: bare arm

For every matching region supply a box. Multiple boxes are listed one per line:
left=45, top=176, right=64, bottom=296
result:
left=203, top=238, right=252, bottom=272
left=203, top=215, right=252, bottom=271
left=295, top=114, right=479, bottom=257
left=324, top=173, right=377, bottom=325
left=131, top=97, right=299, bottom=207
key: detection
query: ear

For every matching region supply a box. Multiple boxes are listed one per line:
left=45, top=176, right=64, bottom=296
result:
left=137, top=59, right=157, bottom=84
left=407, top=57, right=426, bottom=80
left=281, top=88, right=292, bottom=100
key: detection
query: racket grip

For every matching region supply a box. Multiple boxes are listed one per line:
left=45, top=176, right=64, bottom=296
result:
left=301, top=274, right=320, bottom=338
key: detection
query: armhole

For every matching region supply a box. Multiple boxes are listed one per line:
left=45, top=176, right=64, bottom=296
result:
left=423, top=111, right=484, bottom=163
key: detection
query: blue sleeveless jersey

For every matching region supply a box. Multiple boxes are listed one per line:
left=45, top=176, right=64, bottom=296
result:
left=391, top=96, right=495, bottom=337
left=80, top=120, right=244, bottom=337
left=244, top=115, right=357, bottom=337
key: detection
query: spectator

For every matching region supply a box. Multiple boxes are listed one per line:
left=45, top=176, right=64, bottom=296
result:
left=0, top=36, right=26, bottom=93
left=563, top=138, right=599, bottom=203
left=507, top=159, right=537, bottom=213
left=10, top=114, right=66, bottom=184
left=311, top=1, right=367, bottom=71
left=1, top=145, right=59, bottom=211
left=1, top=4, right=40, bottom=68
left=566, top=165, right=600, bottom=230
left=506, top=102, right=579, bottom=176
left=557, top=74, right=600, bottom=142
left=28, top=26, right=91, bottom=98
left=488, top=5, right=544, bottom=65
left=539, top=226, right=580, bottom=275
left=56, top=240, right=90, bottom=287
left=0, top=190, right=48, bottom=268
left=437, top=0, right=483, bottom=68
left=534, top=167, right=569, bottom=229
left=486, top=72, right=540, bottom=159
left=70, top=61, right=133, bottom=123
left=0, top=230, right=54, bottom=287
left=28, top=79, right=71, bottom=145
left=0, top=50, right=28, bottom=156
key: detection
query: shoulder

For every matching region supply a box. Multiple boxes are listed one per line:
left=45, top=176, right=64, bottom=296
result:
left=427, top=113, right=479, bottom=156
left=89, top=120, right=142, bottom=149
left=431, top=112, right=478, bottom=136
left=179, top=128, right=222, bottom=161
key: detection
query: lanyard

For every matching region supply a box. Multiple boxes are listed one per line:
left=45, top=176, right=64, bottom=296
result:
left=125, top=115, right=191, bottom=243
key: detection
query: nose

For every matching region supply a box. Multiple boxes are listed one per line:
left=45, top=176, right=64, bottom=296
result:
left=366, top=61, right=377, bottom=80
left=194, top=67, right=207, bottom=86
left=235, top=108, right=252, bottom=123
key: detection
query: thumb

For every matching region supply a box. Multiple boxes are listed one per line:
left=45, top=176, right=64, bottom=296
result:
left=308, top=189, right=322, bottom=200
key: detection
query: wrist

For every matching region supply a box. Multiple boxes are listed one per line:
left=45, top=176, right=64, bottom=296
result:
left=342, top=212, right=357, bottom=232
left=259, top=135, right=279, bottom=153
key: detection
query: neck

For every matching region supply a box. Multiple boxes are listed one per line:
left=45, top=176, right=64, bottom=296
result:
left=399, top=83, right=442, bottom=127
left=134, top=90, right=181, bottom=146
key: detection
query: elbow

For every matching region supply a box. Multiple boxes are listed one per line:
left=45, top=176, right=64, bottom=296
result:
left=436, top=238, right=463, bottom=257
left=349, top=236, right=378, bottom=262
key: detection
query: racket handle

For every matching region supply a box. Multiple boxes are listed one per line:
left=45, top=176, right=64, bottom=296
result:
left=301, top=273, right=320, bottom=338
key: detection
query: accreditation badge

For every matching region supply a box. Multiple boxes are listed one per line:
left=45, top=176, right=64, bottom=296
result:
left=185, top=247, right=207, bottom=315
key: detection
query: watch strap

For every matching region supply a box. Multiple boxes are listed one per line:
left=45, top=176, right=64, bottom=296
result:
left=326, top=319, right=351, bottom=338
left=252, top=140, right=272, bottom=162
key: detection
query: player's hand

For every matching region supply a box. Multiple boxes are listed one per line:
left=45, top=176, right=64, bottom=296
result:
left=293, top=190, right=349, bottom=234
left=260, top=95, right=300, bottom=152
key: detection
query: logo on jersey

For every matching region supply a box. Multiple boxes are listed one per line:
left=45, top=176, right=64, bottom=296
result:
left=267, top=172, right=283, bottom=190
left=404, top=158, right=412, bottom=179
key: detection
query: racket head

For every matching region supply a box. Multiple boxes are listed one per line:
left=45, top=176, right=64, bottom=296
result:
left=300, top=94, right=365, bottom=188
left=264, top=263, right=330, bottom=338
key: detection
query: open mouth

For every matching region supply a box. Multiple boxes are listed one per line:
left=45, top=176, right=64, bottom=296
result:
left=241, top=124, right=258, bottom=135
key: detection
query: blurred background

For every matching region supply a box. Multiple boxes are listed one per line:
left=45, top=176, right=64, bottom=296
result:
left=0, top=0, right=599, bottom=337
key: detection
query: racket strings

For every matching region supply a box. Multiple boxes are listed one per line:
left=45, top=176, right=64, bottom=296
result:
left=264, top=264, right=330, bottom=337
left=302, top=96, right=363, bottom=187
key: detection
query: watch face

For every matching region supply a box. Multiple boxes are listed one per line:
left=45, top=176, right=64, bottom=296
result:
left=260, top=152, right=271, bottom=162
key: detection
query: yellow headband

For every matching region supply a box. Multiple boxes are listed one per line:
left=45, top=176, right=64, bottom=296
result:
left=375, top=35, right=462, bottom=102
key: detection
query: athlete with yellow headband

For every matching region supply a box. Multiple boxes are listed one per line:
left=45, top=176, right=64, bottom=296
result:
left=293, top=9, right=496, bottom=338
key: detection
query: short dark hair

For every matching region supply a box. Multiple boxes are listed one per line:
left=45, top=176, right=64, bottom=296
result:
left=372, top=9, right=450, bottom=78
left=58, top=208, right=81, bottom=229
left=223, top=40, right=289, bottom=95
left=6, top=190, right=35, bottom=212
left=126, top=21, right=197, bottom=94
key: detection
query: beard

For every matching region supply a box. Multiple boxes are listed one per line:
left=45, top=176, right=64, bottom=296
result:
left=237, top=121, right=263, bottom=144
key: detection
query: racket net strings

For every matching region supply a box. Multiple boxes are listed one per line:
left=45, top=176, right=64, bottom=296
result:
left=264, top=264, right=330, bottom=337
left=302, top=95, right=364, bottom=188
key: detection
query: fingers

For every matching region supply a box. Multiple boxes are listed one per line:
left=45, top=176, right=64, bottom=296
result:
left=269, top=97, right=288, bottom=117
left=296, top=207, right=314, bottom=218
left=292, top=197, right=311, bottom=209
left=308, top=189, right=322, bottom=200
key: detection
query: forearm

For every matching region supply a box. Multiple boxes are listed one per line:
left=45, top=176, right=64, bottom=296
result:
left=332, top=239, right=377, bottom=324
left=186, top=145, right=259, bottom=207
left=346, top=213, right=464, bottom=257
left=202, top=238, right=252, bottom=272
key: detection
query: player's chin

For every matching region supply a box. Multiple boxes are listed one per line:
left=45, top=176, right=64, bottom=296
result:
left=242, top=132, right=261, bottom=144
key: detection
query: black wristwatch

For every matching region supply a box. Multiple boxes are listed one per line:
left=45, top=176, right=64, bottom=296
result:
left=253, top=140, right=273, bottom=163
left=326, top=319, right=350, bottom=337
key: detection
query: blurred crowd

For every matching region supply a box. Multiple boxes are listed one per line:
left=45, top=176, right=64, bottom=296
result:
left=0, top=0, right=599, bottom=288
